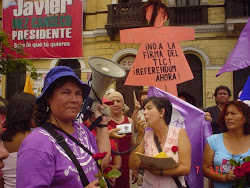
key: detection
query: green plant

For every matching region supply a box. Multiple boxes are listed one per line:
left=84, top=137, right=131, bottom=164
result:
left=0, top=30, right=39, bottom=79
left=92, top=152, right=122, bottom=188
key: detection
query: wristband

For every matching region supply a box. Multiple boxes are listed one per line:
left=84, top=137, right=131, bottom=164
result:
left=160, top=169, right=163, bottom=176
left=96, top=124, right=108, bottom=128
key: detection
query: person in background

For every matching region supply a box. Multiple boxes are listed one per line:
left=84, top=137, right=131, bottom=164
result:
left=203, top=101, right=250, bottom=188
left=16, top=66, right=111, bottom=188
left=108, top=91, right=134, bottom=188
left=129, top=97, right=191, bottom=188
left=131, top=90, right=148, bottom=126
left=0, top=92, right=36, bottom=188
left=177, top=92, right=196, bottom=106
left=0, top=120, right=9, bottom=186
left=178, top=92, right=212, bottom=123
left=204, top=85, right=231, bottom=134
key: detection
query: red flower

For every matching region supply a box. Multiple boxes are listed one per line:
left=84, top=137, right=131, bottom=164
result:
left=171, top=146, right=178, bottom=154
left=92, top=152, right=107, bottom=160
left=234, top=166, right=246, bottom=179
left=241, top=161, right=250, bottom=173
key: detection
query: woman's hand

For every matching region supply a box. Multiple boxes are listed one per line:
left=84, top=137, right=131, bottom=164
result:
left=131, top=169, right=138, bottom=184
left=136, top=120, right=147, bottom=136
left=134, top=101, right=141, bottom=112
left=94, top=104, right=109, bottom=125
left=140, top=162, right=160, bottom=175
left=204, top=112, right=212, bottom=122
left=108, top=128, right=126, bottom=139
left=224, top=170, right=236, bottom=182
left=86, top=179, right=101, bottom=188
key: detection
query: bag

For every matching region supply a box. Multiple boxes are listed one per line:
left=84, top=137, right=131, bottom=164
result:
left=154, top=135, right=189, bottom=188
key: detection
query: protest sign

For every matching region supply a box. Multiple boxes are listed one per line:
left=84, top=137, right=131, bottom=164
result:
left=120, top=26, right=195, bottom=96
left=3, top=0, right=83, bottom=58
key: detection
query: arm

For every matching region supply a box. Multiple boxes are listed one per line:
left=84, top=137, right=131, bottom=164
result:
left=141, top=129, right=191, bottom=176
left=129, top=120, right=145, bottom=170
left=94, top=104, right=111, bottom=168
left=131, top=101, right=140, bottom=126
left=202, top=143, right=236, bottom=183
left=128, top=117, right=135, bottom=146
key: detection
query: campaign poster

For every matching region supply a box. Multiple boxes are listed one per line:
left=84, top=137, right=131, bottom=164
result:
left=3, top=0, right=83, bottom=59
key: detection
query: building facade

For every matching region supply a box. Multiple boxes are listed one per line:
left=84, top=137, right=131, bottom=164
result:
left=1, top=0, right=249, bottom=115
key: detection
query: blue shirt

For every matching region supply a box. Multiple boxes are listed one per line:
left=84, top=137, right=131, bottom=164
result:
left=207, top=133, right=250, bottom=188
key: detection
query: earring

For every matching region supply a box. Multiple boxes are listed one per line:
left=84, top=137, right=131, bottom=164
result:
left=160, top=114, right=163, bottom=118
left=46, top=106, right=50, bottom=112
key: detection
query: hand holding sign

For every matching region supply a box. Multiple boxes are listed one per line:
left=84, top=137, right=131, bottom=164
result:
left=133, top=91, right=141, bottom=111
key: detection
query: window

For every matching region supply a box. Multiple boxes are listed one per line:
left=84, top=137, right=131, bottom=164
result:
left=177, top=0, right=200, bottom=7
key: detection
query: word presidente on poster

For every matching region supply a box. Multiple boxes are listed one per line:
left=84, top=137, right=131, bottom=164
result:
left=3, top=0, right=83, bottom=58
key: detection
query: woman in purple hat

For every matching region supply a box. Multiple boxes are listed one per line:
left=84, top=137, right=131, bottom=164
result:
left=16, top=66, right=111, bottom=188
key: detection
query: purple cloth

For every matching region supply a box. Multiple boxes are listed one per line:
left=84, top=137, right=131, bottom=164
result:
left=216, top=18, right=250, bottom=76
left=16, top=122, right=99, bottom=188
left=240, top=75, right=250, bottom=101
left=148, top=87, right=212, bottom=188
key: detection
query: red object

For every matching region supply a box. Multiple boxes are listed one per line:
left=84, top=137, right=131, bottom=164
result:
left=92, top=152, right=107, bottom=161
left=102, top=97, right=114, bottom=105
left=234, top=166, right=245, bottom=179
left=171, top=146, right=178, bottom=153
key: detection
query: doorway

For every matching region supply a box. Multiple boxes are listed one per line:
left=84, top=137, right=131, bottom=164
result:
left=177, top=53, right=203, bottom=108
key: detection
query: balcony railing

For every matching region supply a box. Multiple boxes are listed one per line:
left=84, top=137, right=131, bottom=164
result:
left=105, top=2, right=148, bottom=40
left=169, top=5, right=208, bottom=26
left=226, top=0, right=250, bottom=18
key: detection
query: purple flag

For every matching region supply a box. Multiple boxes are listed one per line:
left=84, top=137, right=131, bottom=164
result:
left=216, top=19, right=250, bottom=76
left=148, top=87, right=212, bottom=188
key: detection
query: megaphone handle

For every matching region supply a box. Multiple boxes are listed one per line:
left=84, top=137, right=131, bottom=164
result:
left=91, top=85, right=102, bottom=104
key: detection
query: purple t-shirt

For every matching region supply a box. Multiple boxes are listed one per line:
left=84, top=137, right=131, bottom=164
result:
left=16, top=121, right=99, bottom=188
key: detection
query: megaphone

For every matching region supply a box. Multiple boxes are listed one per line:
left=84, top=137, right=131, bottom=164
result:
left=81, top=56, right=126, bottom=121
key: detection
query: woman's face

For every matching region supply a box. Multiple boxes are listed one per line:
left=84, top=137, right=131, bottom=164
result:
left=225, top=104, right=246, bottom=131
left=215, top=89, right=230, bottom=104
left=140, top=94, right=147, bottom=105
left=143, top=101, right=162, bottom=127
left=48, top=81, right=83, bottom=123
left=109, top=96, right=124, bottom=114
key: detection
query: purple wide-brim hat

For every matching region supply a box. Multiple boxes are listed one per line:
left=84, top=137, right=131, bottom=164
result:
left=36, top=66, right=91, bottom=103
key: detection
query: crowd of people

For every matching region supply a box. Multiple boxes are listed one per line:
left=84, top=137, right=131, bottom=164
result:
left=0, top=66, right=248, bottom=188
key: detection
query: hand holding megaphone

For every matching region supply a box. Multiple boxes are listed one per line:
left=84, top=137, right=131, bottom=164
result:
left=81, top=57, right=126, bottom=121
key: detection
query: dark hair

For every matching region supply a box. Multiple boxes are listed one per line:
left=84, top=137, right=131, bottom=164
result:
left=214, top=85, right=232, bottom=97
left=143, top=97, right=172, bottom=125
left=139, top=90, right=148, bottom=103
left=142, top=0, right=169, bottom=26
left=35, top=76, right=83, bottom=126
left=1, top=92, right=36, bottom=141
left=178, top=92, right=196, bottom=106
left=218, top=101, right=250, bottom=135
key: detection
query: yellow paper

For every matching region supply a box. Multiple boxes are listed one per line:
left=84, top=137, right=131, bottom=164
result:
left=153, top=151, right=169, bottom=158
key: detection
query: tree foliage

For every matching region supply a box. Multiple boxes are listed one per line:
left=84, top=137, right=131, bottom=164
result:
left=0, top=30, right=39, bottom=79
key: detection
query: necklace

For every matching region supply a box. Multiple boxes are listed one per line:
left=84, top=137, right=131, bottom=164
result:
left=111, top=115, right=123, bottom=122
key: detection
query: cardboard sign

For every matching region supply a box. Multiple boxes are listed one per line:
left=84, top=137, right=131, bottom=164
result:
left=120, top=26, right=195, bottom=96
